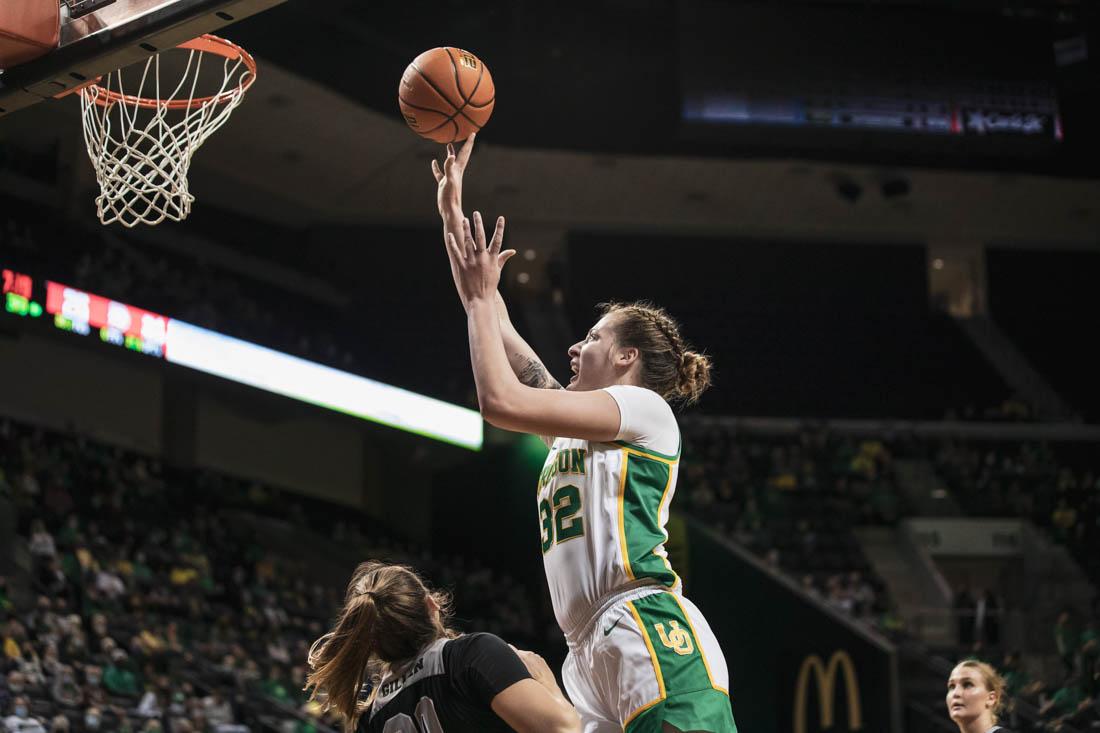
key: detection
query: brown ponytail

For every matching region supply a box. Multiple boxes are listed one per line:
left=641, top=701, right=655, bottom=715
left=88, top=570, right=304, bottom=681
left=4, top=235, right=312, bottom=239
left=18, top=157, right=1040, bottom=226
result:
left=305, top=562, right=455, bottom=731
left=599, top=301, right=712, bottom=406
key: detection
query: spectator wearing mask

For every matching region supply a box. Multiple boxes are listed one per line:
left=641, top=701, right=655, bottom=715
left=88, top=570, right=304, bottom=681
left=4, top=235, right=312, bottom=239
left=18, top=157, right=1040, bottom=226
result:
left=4, top=696, right=46, bottom=733
left=82, top=666, right=101, bottom=695
left=103, top=651, right=139, bottom=697
left=80, top=706, right=104, bottom=733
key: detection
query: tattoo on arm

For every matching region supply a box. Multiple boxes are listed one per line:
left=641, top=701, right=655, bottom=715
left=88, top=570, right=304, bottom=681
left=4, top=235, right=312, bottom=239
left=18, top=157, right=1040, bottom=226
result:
left=517, top=356, right=563, bottom=390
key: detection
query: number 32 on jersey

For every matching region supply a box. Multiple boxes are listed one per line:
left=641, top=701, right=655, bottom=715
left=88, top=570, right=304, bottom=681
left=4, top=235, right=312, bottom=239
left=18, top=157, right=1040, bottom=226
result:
left=540, top=485, right=584, bottom=553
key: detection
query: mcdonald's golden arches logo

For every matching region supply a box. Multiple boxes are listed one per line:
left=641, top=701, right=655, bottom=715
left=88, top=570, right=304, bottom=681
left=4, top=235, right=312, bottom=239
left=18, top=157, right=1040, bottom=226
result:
left=794, top=650, right=863, bottom=733
left=654, top=620, right=694, bottom=656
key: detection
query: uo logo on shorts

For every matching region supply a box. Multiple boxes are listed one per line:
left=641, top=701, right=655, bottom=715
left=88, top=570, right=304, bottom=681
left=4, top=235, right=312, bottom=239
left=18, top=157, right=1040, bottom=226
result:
left=655, top=620, right=694, bottom=656
left=794, top=650, right=863, bottom=733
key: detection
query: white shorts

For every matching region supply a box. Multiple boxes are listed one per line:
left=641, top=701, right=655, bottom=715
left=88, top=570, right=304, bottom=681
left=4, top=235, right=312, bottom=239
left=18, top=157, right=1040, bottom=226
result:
left=561, top=587, right=737, bottom=733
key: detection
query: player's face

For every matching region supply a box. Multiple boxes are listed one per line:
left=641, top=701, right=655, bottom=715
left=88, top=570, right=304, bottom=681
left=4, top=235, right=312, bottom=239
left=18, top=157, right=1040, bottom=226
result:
left=945, top=665, right=995, bottom=723
left=566, top=314, right=620, bottom=392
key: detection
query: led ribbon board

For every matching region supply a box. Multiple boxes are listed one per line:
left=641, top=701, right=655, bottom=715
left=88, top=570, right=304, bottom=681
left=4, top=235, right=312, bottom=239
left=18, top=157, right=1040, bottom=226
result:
left=39, top=279, right=483, bottom=450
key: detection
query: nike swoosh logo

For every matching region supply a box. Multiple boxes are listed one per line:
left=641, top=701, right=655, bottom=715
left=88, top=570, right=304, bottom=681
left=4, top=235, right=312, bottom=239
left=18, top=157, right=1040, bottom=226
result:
left=603, top=618, right=621, bottom=636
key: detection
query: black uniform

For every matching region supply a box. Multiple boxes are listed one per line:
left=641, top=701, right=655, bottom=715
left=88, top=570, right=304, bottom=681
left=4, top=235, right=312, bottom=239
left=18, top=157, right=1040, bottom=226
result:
left=362, top=633, right=532, bottom=733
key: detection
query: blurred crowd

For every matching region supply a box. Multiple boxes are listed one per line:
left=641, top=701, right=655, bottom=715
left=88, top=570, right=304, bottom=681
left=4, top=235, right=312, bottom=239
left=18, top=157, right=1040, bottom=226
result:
left=931, top=438, right=1100, bottom=731
left=931, top=439, right=1100, bottom=587
left=679, top=422, right=1100, bottom=731
left=680, top=423, right=902, bottom=634
left=0, top=201, right=474, bottom=408
left=0, top=418, right=548, bottom=733
left=964, top=611, right=1099, bottom=732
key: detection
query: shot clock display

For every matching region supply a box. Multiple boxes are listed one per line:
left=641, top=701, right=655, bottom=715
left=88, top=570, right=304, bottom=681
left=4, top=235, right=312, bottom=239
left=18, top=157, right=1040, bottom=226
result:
left=3, top=268, right=42, bottom=318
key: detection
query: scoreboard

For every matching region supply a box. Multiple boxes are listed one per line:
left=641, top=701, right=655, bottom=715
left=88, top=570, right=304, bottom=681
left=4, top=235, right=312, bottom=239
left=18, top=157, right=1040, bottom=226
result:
left=2, top=267, right=483, bottom=450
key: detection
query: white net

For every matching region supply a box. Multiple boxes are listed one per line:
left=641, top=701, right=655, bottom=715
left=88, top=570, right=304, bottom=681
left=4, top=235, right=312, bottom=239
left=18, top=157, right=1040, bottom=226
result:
left=79, top=35, right=255, bottom=227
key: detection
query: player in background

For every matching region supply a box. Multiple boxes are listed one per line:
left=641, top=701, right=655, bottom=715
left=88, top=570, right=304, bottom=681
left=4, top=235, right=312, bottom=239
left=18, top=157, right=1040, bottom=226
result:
left=305, top=561, right=579, bottom=733
left=432, top=137, right=737, bottom=733
left=946, top=661, right=1013, bottom=733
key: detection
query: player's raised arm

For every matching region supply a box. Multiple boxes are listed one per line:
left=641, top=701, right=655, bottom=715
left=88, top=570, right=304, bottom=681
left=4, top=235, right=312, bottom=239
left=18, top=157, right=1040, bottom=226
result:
left=443, top=214, right=623, bottom=442
left=493, top=290, right=563, bottom=391
left=432, top=135, right=562, bottom=392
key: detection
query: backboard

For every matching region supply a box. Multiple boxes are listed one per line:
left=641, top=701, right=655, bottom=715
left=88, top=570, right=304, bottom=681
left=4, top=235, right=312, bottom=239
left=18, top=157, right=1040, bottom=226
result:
left=0, top=0, right=285, bottom=117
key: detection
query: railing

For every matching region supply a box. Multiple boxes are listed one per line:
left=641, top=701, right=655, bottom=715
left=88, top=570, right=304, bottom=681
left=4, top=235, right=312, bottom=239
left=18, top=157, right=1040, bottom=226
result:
left=903, top=605, right=1023, bottom=650
left=684, top=414, right=1100, bottom=441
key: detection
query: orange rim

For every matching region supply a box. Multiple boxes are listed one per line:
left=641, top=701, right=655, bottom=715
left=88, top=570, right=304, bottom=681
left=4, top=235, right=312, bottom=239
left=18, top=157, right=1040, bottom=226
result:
left=82, top=33, right=256, bottom=110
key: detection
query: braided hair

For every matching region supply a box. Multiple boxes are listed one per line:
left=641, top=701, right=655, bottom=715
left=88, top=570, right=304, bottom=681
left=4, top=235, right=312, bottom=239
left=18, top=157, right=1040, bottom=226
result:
left=598, top=301, right=712, bottom=406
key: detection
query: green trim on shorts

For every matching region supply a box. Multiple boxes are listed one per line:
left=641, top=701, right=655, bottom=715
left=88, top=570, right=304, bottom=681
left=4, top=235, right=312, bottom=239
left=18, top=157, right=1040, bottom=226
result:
left=632, top=593, right=716, bottom=696
left=624, top=689, right=738, bottom=733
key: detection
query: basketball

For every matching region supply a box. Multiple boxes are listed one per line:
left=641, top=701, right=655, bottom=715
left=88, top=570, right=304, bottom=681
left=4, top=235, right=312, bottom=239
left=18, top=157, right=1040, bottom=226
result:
left=398, top=47, right=495, bottom=143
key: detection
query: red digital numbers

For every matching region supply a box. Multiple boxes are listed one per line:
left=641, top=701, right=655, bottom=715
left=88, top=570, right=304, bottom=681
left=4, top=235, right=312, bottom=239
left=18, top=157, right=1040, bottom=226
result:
left=2, top=269, right=33, bottom=299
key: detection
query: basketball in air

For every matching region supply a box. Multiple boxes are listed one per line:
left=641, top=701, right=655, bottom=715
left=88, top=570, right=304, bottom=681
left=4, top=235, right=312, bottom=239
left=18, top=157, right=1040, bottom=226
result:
left=398, top=47, right=495, bottom=143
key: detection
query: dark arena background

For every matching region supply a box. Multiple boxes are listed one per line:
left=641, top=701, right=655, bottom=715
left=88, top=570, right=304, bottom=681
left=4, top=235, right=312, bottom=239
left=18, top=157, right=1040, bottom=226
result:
left=1, top=0, right=1099, bottom=731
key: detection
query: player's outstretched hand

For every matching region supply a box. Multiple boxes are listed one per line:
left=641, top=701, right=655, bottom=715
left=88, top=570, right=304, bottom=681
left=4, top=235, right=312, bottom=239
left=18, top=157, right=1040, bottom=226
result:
left=444, top=211, right=515, bottom=308
left=432, top=133, right=475, bottom=219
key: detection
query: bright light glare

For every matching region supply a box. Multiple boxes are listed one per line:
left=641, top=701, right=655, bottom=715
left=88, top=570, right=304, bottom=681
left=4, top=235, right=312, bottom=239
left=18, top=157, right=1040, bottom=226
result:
left=165, top=319, right=483, bottom=450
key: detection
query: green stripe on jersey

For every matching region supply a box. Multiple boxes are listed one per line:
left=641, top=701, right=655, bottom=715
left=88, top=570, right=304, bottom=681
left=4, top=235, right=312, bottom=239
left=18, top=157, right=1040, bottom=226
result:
left=615, top=439, right=681, bottom=461
left=623, top=453, right=678, bottom=587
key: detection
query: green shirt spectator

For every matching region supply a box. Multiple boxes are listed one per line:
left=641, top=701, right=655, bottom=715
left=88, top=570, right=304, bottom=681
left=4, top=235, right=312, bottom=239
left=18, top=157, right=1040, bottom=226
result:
left=103, top=658, right=141, bottom=697
left=999, top=653, right=1030, bottom=697
left=130, top=555, right=153, bottom=585
left=261, top=677, right=292, bottom=703
left=56, top=517, right=81, bottom=549
left=60, top=553, right=80, bottom=581
left=1050, top=683, right=1084, bottom=716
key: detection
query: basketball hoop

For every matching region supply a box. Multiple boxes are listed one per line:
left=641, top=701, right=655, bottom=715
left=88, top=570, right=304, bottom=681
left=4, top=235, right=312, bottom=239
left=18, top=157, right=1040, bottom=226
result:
left=78, top=34, right=256, bottom=227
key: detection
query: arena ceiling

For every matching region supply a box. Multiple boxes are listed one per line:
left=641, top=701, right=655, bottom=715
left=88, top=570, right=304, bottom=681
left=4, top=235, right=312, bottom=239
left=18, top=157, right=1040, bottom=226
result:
left=0, top=0, right=1096, bottom=249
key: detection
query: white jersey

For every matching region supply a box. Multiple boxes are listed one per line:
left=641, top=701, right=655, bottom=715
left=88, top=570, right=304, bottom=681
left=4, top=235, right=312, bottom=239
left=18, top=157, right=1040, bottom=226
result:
left=537, top=385, right=682, bottom=636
